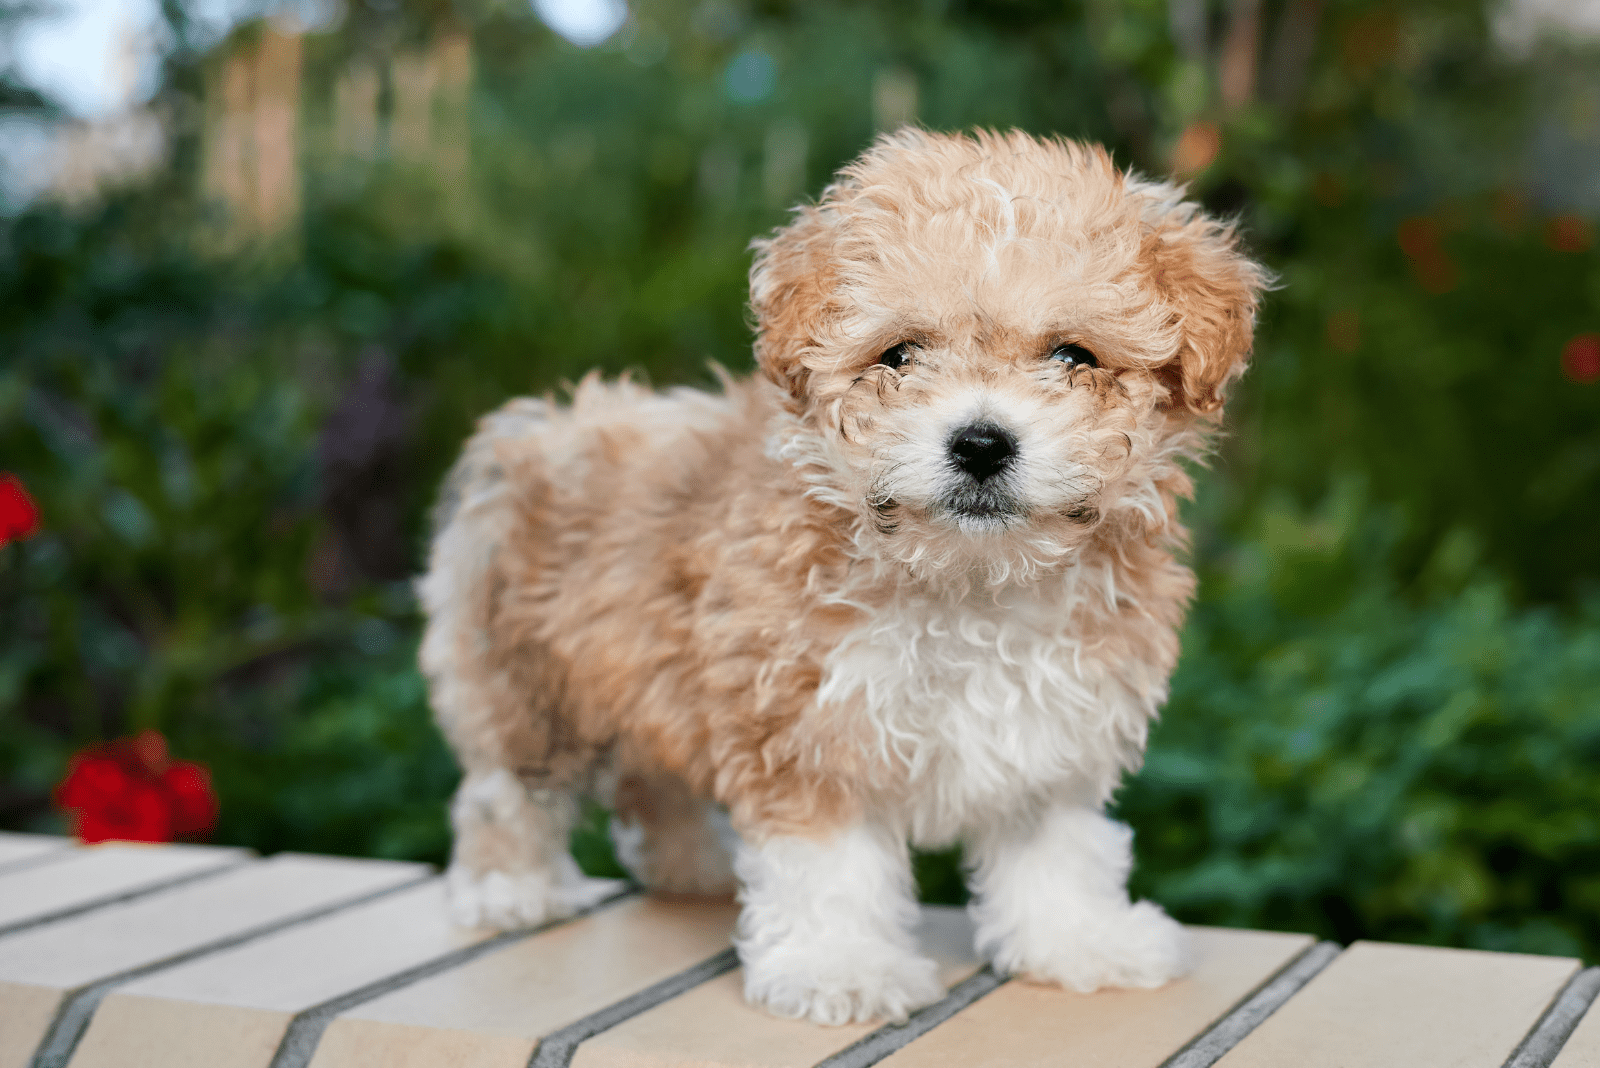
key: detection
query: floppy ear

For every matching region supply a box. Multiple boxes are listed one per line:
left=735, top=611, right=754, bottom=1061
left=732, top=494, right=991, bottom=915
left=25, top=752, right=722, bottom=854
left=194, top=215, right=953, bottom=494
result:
left=748, top=204, right=838, bottom=402
left=1133, top=183, right=1272, bottom=415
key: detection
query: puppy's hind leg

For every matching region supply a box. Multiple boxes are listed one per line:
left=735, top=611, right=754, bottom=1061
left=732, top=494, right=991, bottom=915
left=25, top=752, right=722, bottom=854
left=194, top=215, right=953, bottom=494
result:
left=420, top=406, right=617, bottom=930
left=609, top=768, right=738, bottom=898
left=444, top=768, right=616, bottom=929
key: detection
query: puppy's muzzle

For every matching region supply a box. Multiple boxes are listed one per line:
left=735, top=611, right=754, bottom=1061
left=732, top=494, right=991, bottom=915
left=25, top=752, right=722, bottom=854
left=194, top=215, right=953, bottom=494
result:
left=948, top=422, right=1017, bottom=482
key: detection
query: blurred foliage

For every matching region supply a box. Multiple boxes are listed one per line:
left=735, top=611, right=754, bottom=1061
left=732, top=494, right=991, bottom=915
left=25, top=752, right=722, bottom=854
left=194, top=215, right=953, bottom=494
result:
left=2, top=0, right=1599, bottom=958
left=1123, top=483, right=1600, bottom=957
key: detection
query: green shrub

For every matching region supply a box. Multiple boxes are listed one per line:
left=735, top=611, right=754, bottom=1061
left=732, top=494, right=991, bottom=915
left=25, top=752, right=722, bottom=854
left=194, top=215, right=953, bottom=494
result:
left=1123, top=485, right=1600, bottom=957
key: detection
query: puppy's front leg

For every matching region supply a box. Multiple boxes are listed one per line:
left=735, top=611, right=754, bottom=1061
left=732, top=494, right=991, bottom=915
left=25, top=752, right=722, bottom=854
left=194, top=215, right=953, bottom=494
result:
left=734, top=822, right=942, bottom=1026
left=967, top=802, right=1188, bottom=992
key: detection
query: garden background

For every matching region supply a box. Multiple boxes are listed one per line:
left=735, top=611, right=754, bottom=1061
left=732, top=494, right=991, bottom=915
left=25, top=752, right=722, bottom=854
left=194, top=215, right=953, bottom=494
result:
left=3, top=0, right=1599, bottom=960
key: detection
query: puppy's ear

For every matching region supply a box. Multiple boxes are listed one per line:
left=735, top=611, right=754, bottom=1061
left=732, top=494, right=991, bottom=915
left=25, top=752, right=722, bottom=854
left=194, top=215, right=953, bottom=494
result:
left=1132, top=181, right=1272, bottom=415
left=749, top=205, right=837, bottom=402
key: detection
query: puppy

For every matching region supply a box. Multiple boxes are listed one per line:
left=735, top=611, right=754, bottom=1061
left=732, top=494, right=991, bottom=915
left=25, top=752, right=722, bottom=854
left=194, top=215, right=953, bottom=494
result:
left=418, top=128, right=1268, bottom=1026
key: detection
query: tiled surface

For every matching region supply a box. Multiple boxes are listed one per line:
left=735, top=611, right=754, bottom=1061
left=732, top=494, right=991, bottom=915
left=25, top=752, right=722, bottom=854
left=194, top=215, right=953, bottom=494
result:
left=0, top=853, right=428, bottom=1068
left=1216, top=941, right=1579, bottom=1068
left=306, top=895, right=740, bottom=1068
left=570, top=906, right=982, bottom=1068
left=0, top=831, right=71, bottom=870
left=8, top=841, right=1597, bottom=1068
left=68, top=879, right=497, bottom=1068
left=0, top=842, right=249, bottom=932
left=877, top=927, right=1314, bottom=1068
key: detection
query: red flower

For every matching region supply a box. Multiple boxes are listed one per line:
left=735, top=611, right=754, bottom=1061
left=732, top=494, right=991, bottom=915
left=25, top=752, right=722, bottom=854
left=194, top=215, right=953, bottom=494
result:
left=1547, top=215, right=1594, bottom=254
left=1397, top=218, right=1458, bottom=295
left=55, top=731, right=218, bottom=844
left=1563, top=335, right=1600, bottom=384
left=0, top=474, right=40, bottom=547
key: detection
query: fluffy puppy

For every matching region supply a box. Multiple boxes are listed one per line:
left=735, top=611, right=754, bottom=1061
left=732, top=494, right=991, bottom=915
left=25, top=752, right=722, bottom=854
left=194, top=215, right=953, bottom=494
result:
left=418, top=128, right=1268, bottom=1026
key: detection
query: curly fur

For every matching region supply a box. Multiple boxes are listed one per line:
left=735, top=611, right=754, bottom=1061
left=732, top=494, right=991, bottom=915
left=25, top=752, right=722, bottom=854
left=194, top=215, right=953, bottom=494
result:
left=417, top=128, right=1268, bottom=1023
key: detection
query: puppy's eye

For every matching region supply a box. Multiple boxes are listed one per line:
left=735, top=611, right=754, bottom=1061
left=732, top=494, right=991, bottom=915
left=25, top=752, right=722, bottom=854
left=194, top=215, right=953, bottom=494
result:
left=879, top=342, right=913, bottom=370
left=1049, top=343, right=1098, bottom=368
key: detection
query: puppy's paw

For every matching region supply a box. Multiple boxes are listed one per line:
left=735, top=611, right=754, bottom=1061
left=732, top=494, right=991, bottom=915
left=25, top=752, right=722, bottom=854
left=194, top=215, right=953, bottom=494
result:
left=447, top=841, right=628, bottom=932
left=742, top=942, right=944, bottom=1026
left=997, top=901, right=1189, bottom=993
left=561, top=874, right=630, bottom=911
left=446, top=865, right=566, bottom=930
left=446, top=863, right=624, bottom=930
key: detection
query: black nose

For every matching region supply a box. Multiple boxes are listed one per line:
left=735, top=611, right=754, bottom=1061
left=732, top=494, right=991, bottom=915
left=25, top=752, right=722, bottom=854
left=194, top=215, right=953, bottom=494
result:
left=949, top=423, right=1017, bottom=482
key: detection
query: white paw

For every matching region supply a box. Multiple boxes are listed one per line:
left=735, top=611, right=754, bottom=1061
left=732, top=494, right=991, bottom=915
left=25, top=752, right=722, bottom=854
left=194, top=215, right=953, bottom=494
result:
left=563, top=874, right=630, bottom=911
left=741, top=941, right=944, bottom=1026
left=446, top=863, right=625, bottom=930
left=996, top=901, right=1189, bottom=993
left=446, top=865, right=564, bottom=929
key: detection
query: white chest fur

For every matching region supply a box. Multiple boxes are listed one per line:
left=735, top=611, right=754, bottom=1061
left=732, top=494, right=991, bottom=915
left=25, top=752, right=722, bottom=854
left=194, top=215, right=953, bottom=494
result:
left=816, top=567, right=1165, bottom=845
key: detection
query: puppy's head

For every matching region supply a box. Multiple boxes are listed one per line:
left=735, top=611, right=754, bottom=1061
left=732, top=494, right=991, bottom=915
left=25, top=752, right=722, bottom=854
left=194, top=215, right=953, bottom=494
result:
left=751, top=129, right=1269, bottom=582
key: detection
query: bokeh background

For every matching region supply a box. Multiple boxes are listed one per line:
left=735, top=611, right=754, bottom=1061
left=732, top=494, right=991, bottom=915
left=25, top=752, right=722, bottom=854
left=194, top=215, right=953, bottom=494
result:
left=2, top=0, right=1599, bottom=958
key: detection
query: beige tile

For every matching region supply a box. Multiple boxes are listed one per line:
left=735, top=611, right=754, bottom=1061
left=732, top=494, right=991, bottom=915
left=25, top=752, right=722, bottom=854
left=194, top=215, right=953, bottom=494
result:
left=75, top=996, right=289, bottom=1068
left=1217, top=941, right=1579, bottom=1068
left=570, top=905, right=982, bottom=1068
left=0, top=983, right=67, bottom=1068
left=307, top=1020, right=548, bottom=1068
left=1551, top=986, right=1600, bottom=1068
left=68, top=879, right=499, bottom=1068
left=307, top=895, right=740, bottom=1068
left=0, top=832, right=70, bottom=870
left=0, top=843, right=249, bottom=932
left=880, top=927, right=1315, bottom=1068
left=0, top=853, right=428, bottom=1068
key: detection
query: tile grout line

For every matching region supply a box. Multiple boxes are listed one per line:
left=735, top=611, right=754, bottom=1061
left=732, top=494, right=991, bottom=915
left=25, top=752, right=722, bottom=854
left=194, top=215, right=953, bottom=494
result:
left=526, top=946, right=743, bottom=1068
left=0, top=853, right=256, bottom=939
left=267, top=885, right=641, bottom=1068
left=27, top=870, right=439, bottom=1068
left=1503, top=965, right=1600, bottom=1068
left=813, top=966, right=1011, bottom=1068
left=1156, top=939, right=1343, bottom=1068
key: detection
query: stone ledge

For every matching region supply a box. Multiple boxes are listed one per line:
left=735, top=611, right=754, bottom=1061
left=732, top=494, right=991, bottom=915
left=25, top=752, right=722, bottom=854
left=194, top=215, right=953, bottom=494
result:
left=1, top=837, right=1593, bottom=1068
